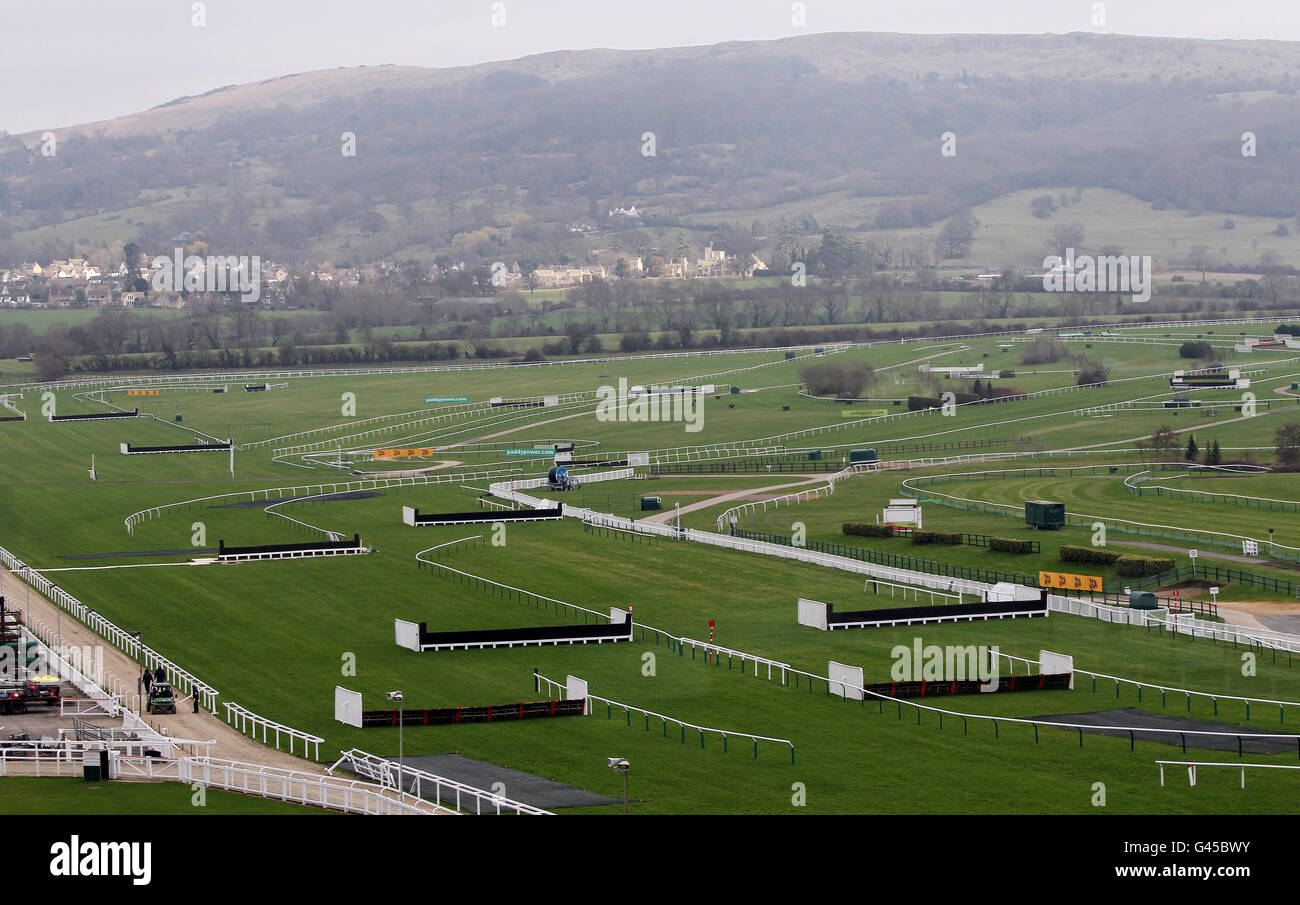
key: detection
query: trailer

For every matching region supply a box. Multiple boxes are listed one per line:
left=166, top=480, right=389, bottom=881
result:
left=0, top=681, right=61, bottom=714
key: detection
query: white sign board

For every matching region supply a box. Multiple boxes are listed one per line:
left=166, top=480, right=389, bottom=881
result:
left=334, top=686, right=363, bottom=728
left=565, top=675, right=589, bottom=715
left=828, top=660, right=864, bottom=700
left=627, top=452, right=650, bottom=467
left=882, top=502, right=922, bottom=527
left=401, top=505, right=416, bottom=526
left=1037, top=651, right=1074, bottom=689
left=608, top=607, right=628, bottom=624
left=797, top=598, right=829, bottom=631
left=1242, top=540, right=1259, bottom=556
left=394, top=619, right=421, bottom=651
left=1189, top=549, right=1198, bottom=559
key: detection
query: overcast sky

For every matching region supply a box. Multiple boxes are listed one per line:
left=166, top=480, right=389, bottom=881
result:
left=4, top=0, right=1300, bottom=134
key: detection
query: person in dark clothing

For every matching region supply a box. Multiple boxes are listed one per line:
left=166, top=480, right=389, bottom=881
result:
left=142, top=669, right=152, bottom=694
left=154, top=665, right=166, bottom=685
left=191, top=684, right=201, bottom=714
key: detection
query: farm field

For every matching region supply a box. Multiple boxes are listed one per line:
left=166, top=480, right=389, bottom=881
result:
left=5, top=317, right=1300, bottom=817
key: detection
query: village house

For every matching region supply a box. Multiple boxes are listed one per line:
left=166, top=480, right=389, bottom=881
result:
left=85, top=284, right=113, bottom=306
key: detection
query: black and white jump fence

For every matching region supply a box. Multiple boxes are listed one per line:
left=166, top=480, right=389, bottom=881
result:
left=121, top=440, right=233, bottom=455
left=394, top=612, right=633, bottom=652
left=360, top=698, right=585, bottom=728
left=797, top=594, right=1048, bottom=630
left=401, top=505, right=564, bottom=527
left=50, top=408, right=139, bottom=422
left=217, top=534, right=368, bottom=562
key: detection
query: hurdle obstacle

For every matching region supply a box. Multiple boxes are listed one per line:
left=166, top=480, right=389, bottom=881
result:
left=401, top=505, right=564, bottom=526
left=394, top=615, right=633, bottom=652
left=797, top=596, right=1048, bottom=630
left=217, top=534, right=368, bottom=562
left=50, top=408, right=139, bottom=422
left=120, top=440, right=233, bottom=455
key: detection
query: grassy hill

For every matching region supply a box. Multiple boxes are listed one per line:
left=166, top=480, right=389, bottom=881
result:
left=6, top=31, right=1300, bottom=272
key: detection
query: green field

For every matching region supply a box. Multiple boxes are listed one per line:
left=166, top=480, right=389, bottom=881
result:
left=5, top=323, right=1300, bottom=815
left=0, top=778, right=338, bottom=815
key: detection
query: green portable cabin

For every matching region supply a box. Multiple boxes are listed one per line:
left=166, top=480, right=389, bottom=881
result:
left=1129, top=591, right=1159, bottom=610
left=807, top=450, right=823, bottom=461
left=849, top=449, right=878, bottom=463
left=1025, top=500, right=1065, bottom=530
left=640, top=496, right=663, bottom=511
left=784, top=351, right=796, bottom=360
left=730, top=386, right=741, bottom=394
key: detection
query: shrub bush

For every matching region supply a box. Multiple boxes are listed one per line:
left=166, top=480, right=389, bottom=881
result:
left=1059, top=544, right=1119, bottom=565
left=1115, top=554, right=1176, bottom=577
left=1179, top=340, right=1214, bottom=359
left=907, top=395, right=942, bottom=411
left=801, top=361, right=877, bottom=397
left=989, top=537, right=1034, bottom=554
left=1077, top=364, right=1111, bottom=386
left=912, top=530, right=962, bottom=545
left=1022, top=337, right=1066, bottom=364
left=843, top=522, right=894, bottom=538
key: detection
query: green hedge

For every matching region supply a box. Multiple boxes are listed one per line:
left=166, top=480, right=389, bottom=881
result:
left=843, top=522, right=894, bottom=538
left=912, top=530, right=962, bottom=545
left=990, top=537, right=1034, bottom=554
left=1059, top=544, right=1120, bottom=565
left=907, top=396, right=942, bottom=411
left=1115, top=554, right=1176, bottom=577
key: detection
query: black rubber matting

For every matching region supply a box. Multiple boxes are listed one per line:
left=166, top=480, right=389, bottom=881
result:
left=1026, top=707, right=1300, bottom=755
left=359, top=753, right=621, bottom=811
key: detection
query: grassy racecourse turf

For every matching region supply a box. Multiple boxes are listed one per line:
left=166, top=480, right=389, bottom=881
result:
left=0, top=778, right=340, bottom=815
left=3, top=327, right=1300, bottom=814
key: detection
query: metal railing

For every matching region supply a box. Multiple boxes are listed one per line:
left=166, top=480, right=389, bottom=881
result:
left=0, top=545, right=221, bottom=712
left=222, top=702, right=324, bottom=760
left=1157, top=760, right=1300, bottom=788
left=181, top=756, right=442, bottom=814
left=330, top=748, right=551, bottom=815
left=535, top=673, right=795, bottom=763
left=714, top=462, right=877, bottom=530
left=123, top=466, right=534, bottom=534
